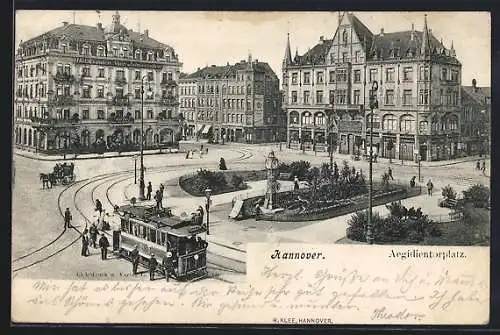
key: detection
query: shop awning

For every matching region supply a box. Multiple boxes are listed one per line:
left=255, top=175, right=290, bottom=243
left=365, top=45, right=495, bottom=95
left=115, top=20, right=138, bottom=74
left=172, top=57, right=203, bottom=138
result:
left=202, top=125, right=212, bottom=134
left=196, top=124, right=204, bottom=132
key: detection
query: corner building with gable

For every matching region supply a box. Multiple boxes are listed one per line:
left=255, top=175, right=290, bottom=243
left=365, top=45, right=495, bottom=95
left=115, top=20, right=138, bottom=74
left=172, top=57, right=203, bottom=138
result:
left=14, top=11, right=183, bottom=154
left=282, top=12, right=462, bottom=161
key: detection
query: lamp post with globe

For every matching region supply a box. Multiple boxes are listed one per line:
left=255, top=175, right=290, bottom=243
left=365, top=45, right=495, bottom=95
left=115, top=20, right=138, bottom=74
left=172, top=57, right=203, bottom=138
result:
left=265, top=151, right=279, bottom=210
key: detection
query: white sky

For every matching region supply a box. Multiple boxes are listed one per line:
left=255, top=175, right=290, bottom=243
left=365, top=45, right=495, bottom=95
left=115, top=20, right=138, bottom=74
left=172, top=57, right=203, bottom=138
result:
left=15, top=11, right=491, bottom=88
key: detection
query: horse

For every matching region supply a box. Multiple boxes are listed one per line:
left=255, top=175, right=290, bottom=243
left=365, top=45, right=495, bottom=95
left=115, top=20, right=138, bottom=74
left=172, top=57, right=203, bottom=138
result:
left=40, top=173, right=51, bottom=189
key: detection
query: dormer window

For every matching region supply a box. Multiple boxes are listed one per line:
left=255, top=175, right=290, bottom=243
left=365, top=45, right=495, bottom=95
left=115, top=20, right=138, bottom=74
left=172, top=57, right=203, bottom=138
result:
left=135, top=49, right=141, bottom=60
left=61, top=44, right=67, bottom=53
left=147, top=52, right=153, bottom=61
left=97, top=46, right=105, bottom=57
left=82, top=45, right=90, bottom=55
left=342, top=30, right=348, bottom=45
left=165, top=53, right=171, bottom=62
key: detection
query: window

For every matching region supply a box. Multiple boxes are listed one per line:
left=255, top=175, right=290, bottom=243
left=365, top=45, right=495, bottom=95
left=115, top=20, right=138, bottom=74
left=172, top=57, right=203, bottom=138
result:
left=167, top=72, right=173, bottom=81
left=451, top=70, right=459, bottom=82
left=135, top=71, right=141, bottom=80
left=383, top=114, right=397, bottom=131
left=134, top=88, right=141, bottom=99
left=303, top=91, right=310, bottom=104
left=316, top=72, right=324, bottom=84
left=355, top=51, right=361, bottom=63
left=147, top=52, right=153, bottom=61
left=147, top=110, right=153, bottom=119
left=315, top=113, right=325, bottom=125
left=97, top=110, right=105, bottom=120
left=82, top=46, right=90, bottom=55
left=98, top=68, right=105, bottom=78
left=316, top=90, right=323, bottom=104
left=336, top=69, right=347, bottom=82
left=63, top=65, right=71, bottom=75
left=329, top=90, right=335, bottom=104
left=97, top=47, right=105, bottom=57
left=82, top=110, right=89, bottom=119
left=419, top=66, right=430, bottom=80
left=135, top=110, right=140, bottom=119
left=303, top=72, right=311, bottom=85
left=353, top=90, right=360, bottom=104
left=147, top=71, right=154, bottom=81
left=385, top=90, right=394, bottom=105
left=330, top=53, right=336, bottom=64
left=386, top=68, right=395, bottom=82
left=342, top=30, right=348, bottom=45
left=353, top=70, right=361, bottom=83
left=342, top=52, right=349, bottom=63
left=115, top=88, right=124, bottom=98
left=419, top=121, right=428, bottom=132
left=403, top=90, right=412, bottom=105
left=441, top=68, right=448, bottom=80
left=329, top=70, right=335, bottom=83
left=336, top=90, right=347, bottom=104
left=369, top=69, right=378, bottom=82
left=302, top=112, right=312, bottom=125
left=418, top=89, right=429, bottom=104
left=82, top=66, right=91, bottom=77
left=97, top=85, right=104, bottom=98
left=291, top=72, right=298, bottom=85
left=63, top=85, right=70, bottom=96
left=403, top=67, right=413, bottom=81
left=449, top=116, right=458, bottom=130
left=400, top=115, right=415, bottom=133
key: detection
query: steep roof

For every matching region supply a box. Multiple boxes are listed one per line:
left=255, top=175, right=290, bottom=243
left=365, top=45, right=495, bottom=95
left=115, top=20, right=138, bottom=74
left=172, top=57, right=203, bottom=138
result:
left=462, top=86, right=491, bottom=106
left=292, top=39, right=333, bottom=66
left=22, top=23, right=172, bottom=51
left=347, top=13, right=374, bottom=52
left=185, top=61, right=277, bottom=80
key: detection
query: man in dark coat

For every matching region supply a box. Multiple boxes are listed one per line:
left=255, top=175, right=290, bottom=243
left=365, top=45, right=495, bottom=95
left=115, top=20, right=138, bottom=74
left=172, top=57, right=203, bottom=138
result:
left=149, top=254, right=158, bottom=281
left=98, top=233, right=110, bottom=260
left=64, top=208, right=72, bottom=229
left=95, top=199, right=103, bottom=214
left=147, top=182, right=152, bottom=200
left=81, top=229, right=90, bottom=257
left=130, top=245, right=140, bottom=275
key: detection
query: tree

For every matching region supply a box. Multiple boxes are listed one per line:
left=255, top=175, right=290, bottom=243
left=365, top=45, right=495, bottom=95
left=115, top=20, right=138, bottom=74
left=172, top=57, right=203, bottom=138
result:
left=462, top=184, right=490, bottom=208
left=386, top=139, right=395, bottom=163
left=441, top=185, right=457, bottom=200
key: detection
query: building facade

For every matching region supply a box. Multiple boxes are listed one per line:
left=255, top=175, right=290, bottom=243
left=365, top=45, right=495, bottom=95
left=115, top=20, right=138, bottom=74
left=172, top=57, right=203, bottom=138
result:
left=178, top=56, right=282, bottom=144
left=283, top=13, right=462, bottom=161
left=461, top=79, right=490, bottom=156
left=14, top=11, right=182, bottom=154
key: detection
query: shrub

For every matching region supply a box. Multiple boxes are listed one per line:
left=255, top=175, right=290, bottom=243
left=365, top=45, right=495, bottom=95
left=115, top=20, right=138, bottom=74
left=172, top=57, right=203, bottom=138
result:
left=462, top=184, right=490, bottom=208
left=442, top=185, right=457, bottom=200
left=231, top=174, right=244, bottom=189
left=130, top=197, right=137, bottom=206
left=190, top=169, right=228, bottom=194
left=375, top=215, right=407, bottom=242
left=386, top=201, right=406, bottom=219
left=289, top=160, right=310, bottom=180
left=346, top=210, right=384, bottom=242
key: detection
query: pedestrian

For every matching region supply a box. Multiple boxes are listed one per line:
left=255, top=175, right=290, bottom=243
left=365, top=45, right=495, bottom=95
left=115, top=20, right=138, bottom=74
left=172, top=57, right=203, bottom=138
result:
left=149, top=254, right=158, bottom=281
left=81, top=229, right=90, bottom=257
left=147, top=182, right=152, bottom=200
left=197, top=205, right=204, bottom=226
left=185, top=151, right=190, bottom=159
left=98, top=233, right=110, bottom=260
left=482, top=160, right=486, bottom=174
left=476, top=160, right=481, bottom=171
left=294, top=176, right=299, bottom=191
left=426, top=179, right=434, bottom=196
left=410, top=176, right=416, bottom=188
left=130, top=245, right=140, bottom=275
left=89, top=222, right=98, bottom=248
left=95, top=199, right=103, bottom=214
left=200, top=144, right=204, bottom=152
left=64, top=208, right=72, bottom=229
left=388, top=167, right=394, bottom=180
left=159, top=183, right=165, bottom=196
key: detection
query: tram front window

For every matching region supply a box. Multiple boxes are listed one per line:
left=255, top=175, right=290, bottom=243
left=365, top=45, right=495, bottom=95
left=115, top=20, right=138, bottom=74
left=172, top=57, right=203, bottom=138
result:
left=150, top=229, right=156, bottom=243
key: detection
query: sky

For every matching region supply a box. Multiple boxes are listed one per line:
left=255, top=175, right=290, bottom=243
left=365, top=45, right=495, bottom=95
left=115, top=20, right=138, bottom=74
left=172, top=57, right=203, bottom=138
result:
left=15, top=11, right=491, bottom=87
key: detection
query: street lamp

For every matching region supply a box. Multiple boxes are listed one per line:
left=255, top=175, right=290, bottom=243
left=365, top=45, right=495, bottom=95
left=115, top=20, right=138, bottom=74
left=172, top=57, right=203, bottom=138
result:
left=133, top=154, right=138, bottom=184
left=139, top=75, right=153, bottom=200
left=367, top=80, right=378, bottom=245
left=205, top=187, right=212, bottom=235
left=327, top=103, right=334, bottom=170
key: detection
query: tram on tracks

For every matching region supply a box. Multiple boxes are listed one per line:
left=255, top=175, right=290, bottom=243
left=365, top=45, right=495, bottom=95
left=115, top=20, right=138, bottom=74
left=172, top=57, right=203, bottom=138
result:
left=117, top=204, right=208, bottom=281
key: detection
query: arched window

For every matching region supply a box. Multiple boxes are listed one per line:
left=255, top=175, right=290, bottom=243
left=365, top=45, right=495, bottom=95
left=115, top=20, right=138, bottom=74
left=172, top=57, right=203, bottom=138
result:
left=135, top=49, right=141, bottom=60
left=342, top=30, right=348, bottom=45
left=314, top=112, right=325, bottom=125
left=449, top=115, right=458, bottom=130
left=382, top=114, right=397, bottom=131
left=400, top=114, right=415, bottom=133
left=302, top=111, right=313, bottom=125
left=290, top=111, right=299, bottom=124
left=366, top=113, right=380, bottom=128
left=419, top=121, right=428, bottom=132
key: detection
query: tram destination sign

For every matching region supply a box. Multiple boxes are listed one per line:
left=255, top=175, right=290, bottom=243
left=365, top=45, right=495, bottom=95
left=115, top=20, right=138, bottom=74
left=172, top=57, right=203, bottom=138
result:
left=75, top=57, right=164, bottom=70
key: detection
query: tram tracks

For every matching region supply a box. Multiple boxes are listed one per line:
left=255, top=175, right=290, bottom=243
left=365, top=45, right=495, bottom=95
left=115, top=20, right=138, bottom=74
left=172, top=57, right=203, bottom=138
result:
left=13, top=148, right=253, bottom=279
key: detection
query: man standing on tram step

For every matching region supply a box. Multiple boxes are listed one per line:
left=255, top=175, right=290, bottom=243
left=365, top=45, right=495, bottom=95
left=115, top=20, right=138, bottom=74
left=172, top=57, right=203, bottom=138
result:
left=95, top=199, right=103, bottom=214
left=147, top=182, right=152, bottom=200
left=89, top=223, right=98, bottom=248
left=64, top=208, right=73, bottom=229
left=388, top=167, right=394, bottom=180
left=149, top=254, right=158, bottom=281
left=98, top=233, right=110, bottom=260
left=130, top=245, right=140, bottom=275
left=81, top=229, right=90, bottom=257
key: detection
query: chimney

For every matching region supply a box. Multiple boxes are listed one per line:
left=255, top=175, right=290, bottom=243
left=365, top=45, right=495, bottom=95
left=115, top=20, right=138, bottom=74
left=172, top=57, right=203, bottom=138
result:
left=227, top=62, right=229, bottom=66
left=472, top=79, right=477, bottom=92
left=97, top=23, right=103, bottom=30
left=144, top=29, right=149, bottom=37
left=62, top=21, right=68, bottom=26
left=380, top=28, right=384, bottom=36
left=320, top=36, right=324, bottom=42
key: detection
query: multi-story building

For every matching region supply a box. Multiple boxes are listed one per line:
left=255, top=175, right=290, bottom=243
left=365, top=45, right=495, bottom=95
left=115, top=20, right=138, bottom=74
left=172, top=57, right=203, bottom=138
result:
left=461, top=79, right=490, bottom=156
left=14, top=11, right=182, bottom=154
left=178, top=56, right=282, bottom=143
left=283, top=12, right=462, bottom=161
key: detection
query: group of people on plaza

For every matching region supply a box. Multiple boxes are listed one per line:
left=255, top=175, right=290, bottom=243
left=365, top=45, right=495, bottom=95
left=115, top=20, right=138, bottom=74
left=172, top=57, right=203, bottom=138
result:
left=185, top=144, right=209, bottom=159
left=146, top=182, right=165, bottom=210
left=475, top=160, right=487, bottom=174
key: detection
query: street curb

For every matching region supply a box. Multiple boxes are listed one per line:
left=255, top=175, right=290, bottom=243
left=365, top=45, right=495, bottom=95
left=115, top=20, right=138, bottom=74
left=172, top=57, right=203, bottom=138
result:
left=14, top=150, right=186, bottom=162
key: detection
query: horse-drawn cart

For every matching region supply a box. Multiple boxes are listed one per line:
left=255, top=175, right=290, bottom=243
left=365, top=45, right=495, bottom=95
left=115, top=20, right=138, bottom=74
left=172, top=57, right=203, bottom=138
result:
left=40, top=163, right=76, bottom=188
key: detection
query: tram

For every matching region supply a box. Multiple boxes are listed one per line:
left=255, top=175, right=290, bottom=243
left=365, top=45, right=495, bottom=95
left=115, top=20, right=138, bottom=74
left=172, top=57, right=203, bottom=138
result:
left=117, top=204, right=208, bottom=281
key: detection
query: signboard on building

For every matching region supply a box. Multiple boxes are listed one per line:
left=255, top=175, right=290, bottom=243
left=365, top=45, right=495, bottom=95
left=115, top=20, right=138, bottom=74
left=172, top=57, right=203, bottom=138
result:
left=75, top=57, right=164, bottom=70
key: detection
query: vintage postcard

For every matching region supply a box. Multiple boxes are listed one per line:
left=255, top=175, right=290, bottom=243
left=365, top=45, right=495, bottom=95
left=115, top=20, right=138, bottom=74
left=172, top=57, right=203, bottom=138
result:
left=12, top=10, right=490, bottom=325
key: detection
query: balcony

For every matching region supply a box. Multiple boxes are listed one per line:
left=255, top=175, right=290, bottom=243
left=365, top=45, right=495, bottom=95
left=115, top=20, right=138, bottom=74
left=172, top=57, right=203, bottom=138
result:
left=114, top=77, right=128, bottom=87
left=111, top=96, right=131, bottom=107
left=160, top=79, right=178, bottom=87
left=53, top=72, right=75, bottom=84
left=30, top=116, right=80, bottom=127
left=107, top=115, right=135, bottom=124
left=50, top=95, right=76, bottom=106
left=160, top=95, right=179, bottom=106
